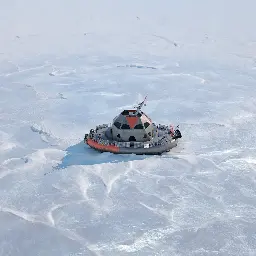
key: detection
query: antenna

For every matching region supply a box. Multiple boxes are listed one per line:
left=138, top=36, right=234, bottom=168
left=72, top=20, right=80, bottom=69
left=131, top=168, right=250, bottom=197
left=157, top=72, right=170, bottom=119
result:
left=134, top=96, right=147, bottom=114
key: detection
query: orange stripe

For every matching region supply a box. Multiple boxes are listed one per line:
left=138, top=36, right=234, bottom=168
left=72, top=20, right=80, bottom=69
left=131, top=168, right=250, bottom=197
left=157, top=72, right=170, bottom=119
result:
left=87, top=139, right=120, bottom=153
left=126, top=116, right=138, bottom=129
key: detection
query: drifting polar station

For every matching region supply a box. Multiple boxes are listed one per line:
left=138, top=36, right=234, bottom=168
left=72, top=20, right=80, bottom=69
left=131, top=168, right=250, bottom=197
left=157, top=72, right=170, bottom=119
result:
left=84, top=97, right=182, bottom=155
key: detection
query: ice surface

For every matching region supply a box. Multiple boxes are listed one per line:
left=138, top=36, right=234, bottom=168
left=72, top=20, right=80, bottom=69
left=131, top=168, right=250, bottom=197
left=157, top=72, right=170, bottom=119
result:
left=0, top=0, right=256, bottom=255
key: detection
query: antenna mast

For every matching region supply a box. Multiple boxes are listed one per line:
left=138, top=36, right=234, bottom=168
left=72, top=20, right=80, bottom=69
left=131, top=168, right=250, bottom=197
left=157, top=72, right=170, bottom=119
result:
left=135, top=96, right=147, bottom=114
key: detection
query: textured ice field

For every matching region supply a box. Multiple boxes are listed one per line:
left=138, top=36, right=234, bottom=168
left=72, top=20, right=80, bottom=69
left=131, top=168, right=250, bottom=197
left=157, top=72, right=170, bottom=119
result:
left=1, top=0, right=256, bottom=255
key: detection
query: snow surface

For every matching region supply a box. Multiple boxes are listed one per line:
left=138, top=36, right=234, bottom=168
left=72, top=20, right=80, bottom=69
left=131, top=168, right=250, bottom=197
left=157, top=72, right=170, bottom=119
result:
left=1, top=0, right=256, bottom=255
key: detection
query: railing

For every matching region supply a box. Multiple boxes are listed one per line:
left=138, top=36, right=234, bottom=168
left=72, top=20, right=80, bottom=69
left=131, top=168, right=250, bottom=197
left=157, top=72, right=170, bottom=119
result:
left=89, top=123, right=174, bottom=148
left=90, top=134, right=173, bottom=148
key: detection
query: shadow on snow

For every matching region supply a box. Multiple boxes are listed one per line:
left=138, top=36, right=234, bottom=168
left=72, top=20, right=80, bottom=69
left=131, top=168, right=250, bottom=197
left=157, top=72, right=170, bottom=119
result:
left=51, top=141, right=151, bottom=171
